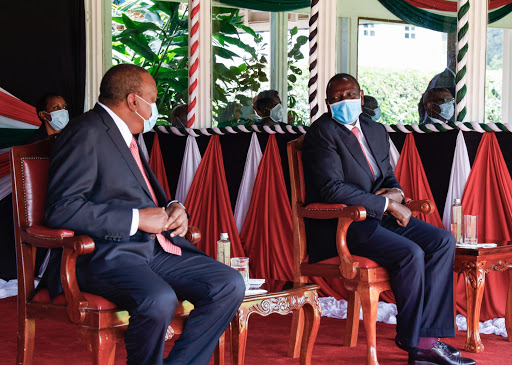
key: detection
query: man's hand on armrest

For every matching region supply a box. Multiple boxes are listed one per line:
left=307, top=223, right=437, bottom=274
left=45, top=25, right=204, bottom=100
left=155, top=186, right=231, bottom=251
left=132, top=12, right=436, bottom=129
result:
left=165, top=202, right=188, bottom=238
left=387, top=200, right=412, bottom=228
left=138, top=207, right=170, bottom=233
left=375, top=188, right=404, bottom=203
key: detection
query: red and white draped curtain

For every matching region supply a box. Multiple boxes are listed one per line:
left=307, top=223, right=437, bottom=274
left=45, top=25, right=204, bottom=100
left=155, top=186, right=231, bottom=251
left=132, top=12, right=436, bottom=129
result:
left=0, top=88, right=40, bottom=200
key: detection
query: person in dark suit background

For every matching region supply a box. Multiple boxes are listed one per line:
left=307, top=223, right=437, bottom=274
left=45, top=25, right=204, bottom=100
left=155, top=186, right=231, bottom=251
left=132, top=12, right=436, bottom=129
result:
left=302, top=73, right=475, bottom=365
left=44, top=64, right=245, bottom=365
left=421, top=88, right=455, bottom=125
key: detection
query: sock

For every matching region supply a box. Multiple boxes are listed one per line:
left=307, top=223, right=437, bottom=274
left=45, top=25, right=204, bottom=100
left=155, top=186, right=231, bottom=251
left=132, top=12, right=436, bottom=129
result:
left=417, top=337, right=438, bottom=350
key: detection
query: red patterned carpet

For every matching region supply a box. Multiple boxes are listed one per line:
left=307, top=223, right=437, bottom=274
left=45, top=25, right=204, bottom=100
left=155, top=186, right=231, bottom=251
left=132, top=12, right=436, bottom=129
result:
left=0, top=296, right=509, bottom=364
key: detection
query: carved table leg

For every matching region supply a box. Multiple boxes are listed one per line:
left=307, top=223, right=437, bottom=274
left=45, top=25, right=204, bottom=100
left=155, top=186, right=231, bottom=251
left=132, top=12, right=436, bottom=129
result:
left=453, top=272, right=458, bottom=331
left=462, top=262, right=486, bottom=353
left=507, top=270, right=512, bottom=342
left=288, top=307, right=304, bottom=358
left=214, top=331, right=225, bottom=365
left=230, top=306, right=250, bottom=365
left=300, top=295, right=321, bottom=365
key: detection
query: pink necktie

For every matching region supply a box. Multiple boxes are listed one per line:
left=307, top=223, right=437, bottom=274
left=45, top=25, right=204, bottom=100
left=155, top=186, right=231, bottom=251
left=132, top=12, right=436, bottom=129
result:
left=130, top=138, right=182, bottom=256
left=351, top=127, right=375, bottom=180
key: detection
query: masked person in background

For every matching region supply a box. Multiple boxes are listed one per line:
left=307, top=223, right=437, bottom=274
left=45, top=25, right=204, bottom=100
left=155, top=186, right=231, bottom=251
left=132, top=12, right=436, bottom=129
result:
left=253, top=89, right=286, bottom=126
left=362, top=95, right=382, bottom=122
left=421, top=88, right=454, bottom=125
left=25, top=94, right=70, bottom=144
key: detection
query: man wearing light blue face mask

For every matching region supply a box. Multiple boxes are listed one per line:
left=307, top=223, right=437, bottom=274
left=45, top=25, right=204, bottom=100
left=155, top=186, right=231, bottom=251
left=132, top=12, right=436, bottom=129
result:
left=42, top=64, right=245, bottom=365
left=253, top=89, right=286, bottom=126
left=421, top=88, right=455, bottom=125
left=302, top=74, right=475, bottom=365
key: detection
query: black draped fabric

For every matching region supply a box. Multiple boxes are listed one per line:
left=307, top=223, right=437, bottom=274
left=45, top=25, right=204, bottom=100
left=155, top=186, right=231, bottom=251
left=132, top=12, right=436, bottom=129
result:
left=0, top=0, right=85, bottom=280
left=0, top=0, right=86, bottom=118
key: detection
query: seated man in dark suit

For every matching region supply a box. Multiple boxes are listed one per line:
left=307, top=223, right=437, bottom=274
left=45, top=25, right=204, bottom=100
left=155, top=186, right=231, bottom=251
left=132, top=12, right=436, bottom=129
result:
left=44, top=64, right=245, bottom=365
left=302, top=73, right=475, bottom=365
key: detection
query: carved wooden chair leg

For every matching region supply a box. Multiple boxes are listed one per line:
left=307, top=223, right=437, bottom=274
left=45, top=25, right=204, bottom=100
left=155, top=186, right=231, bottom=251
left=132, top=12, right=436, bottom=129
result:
left=359, top=284, right=381, bottom=365
left=80, top=327, right=117, bottom=365
left=345, top=290, right=360, bottom=347
left=17, top=316, right=35, bottom=365
left=300, top=302, right=321, bottom=365
left=288, top=307, right=304, bottom=358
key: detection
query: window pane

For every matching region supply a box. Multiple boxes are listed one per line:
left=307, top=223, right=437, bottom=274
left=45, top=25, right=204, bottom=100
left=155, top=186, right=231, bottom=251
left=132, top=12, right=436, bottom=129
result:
left=287, top=11, right=310, bottom=126
left=211, top=7, right=270, bottom=127
left=485, top=28, right=503, bottom=123
left=112, top=1, right=189, bottom=126
left=358, top=20, right=451, bottom=125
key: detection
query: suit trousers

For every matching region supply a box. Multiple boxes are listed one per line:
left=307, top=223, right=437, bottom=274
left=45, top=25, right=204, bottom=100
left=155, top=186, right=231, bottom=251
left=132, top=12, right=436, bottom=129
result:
left=77, top=239, right=246, bottom=365
left=347, top=215, right=456, bottom=348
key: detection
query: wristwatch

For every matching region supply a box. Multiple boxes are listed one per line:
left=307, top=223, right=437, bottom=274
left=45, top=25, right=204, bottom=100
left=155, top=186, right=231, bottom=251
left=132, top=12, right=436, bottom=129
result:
left=393, top=188, right=405, bottom=200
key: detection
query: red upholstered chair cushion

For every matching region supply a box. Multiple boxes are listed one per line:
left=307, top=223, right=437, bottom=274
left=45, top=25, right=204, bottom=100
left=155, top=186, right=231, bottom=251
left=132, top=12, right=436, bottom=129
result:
left=318, top=255, right=380, bottom=269
left=32, top=289, right=119, bottom=310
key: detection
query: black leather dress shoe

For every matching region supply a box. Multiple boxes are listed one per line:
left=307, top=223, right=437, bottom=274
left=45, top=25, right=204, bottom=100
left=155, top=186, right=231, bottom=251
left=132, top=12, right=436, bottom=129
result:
left=408, top=341, right=476, bottom=365
left=395, top=336, right=460, bottom=357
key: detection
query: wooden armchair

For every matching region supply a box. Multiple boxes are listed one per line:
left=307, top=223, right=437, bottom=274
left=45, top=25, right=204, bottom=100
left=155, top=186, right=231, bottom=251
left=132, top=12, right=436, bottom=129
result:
left=10, top=137, right=214, bottom=365
left=287, top=135, right=435, bottom=365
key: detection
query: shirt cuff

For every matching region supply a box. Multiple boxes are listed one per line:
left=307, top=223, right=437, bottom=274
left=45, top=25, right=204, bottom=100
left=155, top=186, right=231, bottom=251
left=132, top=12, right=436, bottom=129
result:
left=383, top=197, right=389, bottom=212
left=130, top=209, right=139, bottom=236
left=167, top=200, right=186, bottom=211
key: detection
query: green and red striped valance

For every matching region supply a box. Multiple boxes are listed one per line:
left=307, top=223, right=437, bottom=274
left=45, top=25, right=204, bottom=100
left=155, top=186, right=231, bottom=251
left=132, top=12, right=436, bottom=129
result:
left=379, top=0, right=512, bottom=33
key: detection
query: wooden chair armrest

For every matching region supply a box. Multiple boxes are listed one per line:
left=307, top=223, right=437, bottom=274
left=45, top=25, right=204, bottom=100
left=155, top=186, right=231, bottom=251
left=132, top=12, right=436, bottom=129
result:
left=21, top=225, right=76, bottom=249
left=299, top=203, right=367, bottom=221
left=22, top=225, right=95, bottom=324
left=185, top=226, right=201, bottom=245
left=405, top=199, right=436, bottom=216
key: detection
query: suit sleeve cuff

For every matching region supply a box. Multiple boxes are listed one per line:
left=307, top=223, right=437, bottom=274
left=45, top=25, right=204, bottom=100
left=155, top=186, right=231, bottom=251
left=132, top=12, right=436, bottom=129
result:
left=130, top=209, right=139, bottom=236
left=167, top=200, right=189, bottom=218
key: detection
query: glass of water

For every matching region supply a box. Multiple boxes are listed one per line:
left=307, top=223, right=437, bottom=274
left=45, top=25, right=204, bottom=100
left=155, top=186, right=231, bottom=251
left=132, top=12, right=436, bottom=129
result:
left=230, top=257, right=249, bottom=289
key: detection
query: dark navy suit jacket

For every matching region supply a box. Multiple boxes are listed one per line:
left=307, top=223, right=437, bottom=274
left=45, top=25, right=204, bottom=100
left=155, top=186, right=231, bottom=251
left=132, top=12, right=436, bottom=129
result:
left=43, top=104, right=201, bottom=298
left=302, top=113, right=402, bottom=263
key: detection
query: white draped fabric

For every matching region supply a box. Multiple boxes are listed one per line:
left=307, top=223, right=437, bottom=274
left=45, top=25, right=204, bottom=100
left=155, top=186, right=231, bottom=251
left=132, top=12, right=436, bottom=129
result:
left=175, top=135, right=202, bottom=202
left=389, top=137, right=400, bottom=171
left=233, top=133, right=263, bottom=233
left=442, top=131, right=471, bottom=231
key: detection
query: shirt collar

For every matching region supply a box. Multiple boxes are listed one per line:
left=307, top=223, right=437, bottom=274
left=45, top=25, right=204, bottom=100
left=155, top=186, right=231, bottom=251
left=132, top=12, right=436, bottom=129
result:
left=98, top=102, right=134, bottom=147
left=344, top=118, right=361, bottom=131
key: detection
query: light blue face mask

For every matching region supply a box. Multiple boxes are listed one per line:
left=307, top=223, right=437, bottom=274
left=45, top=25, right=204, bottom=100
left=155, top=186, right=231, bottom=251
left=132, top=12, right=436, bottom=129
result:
left=439, top=101, right=455, bottom=121
left=371, top=107, right=382, bottom=121
left=135, top=95, right=159, bottom=133
left=269, top=103, right=283, bottom=123
left=47, top=109, right=69, bottom=131
left=329, top=98, right=362, bottom=125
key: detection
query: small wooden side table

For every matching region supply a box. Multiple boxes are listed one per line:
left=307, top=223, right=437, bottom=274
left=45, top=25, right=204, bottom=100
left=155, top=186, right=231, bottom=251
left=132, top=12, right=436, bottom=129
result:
left=454, top=242, right=512, bottom=352
left=229, top=284, right=321, bottom=365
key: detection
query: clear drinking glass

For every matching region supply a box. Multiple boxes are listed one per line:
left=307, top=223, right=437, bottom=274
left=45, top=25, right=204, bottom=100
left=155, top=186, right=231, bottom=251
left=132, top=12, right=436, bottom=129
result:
left=230, top=257, right=249, bottom=289
left=464, top=215, right=478, bottom=245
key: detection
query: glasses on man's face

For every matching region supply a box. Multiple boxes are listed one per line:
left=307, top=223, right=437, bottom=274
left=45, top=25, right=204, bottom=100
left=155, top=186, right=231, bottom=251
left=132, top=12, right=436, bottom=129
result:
left=437, top=97, right=455, bottom=104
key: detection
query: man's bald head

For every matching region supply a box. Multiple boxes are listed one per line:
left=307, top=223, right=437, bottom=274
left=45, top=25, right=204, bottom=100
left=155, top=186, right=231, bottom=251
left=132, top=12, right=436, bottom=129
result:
left=99, top=64, right=149, bottom=106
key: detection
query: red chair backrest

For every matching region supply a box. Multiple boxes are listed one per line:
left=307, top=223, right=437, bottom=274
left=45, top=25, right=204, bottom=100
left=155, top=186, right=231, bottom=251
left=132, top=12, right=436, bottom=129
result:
left=10, top=137, right=53, bottom=230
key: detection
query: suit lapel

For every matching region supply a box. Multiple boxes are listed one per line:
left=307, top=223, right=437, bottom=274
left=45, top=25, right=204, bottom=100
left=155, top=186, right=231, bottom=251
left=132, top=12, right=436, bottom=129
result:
left=336, top=120, right=375, bottom=181
left=94, top=104, right=154, bottom=202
